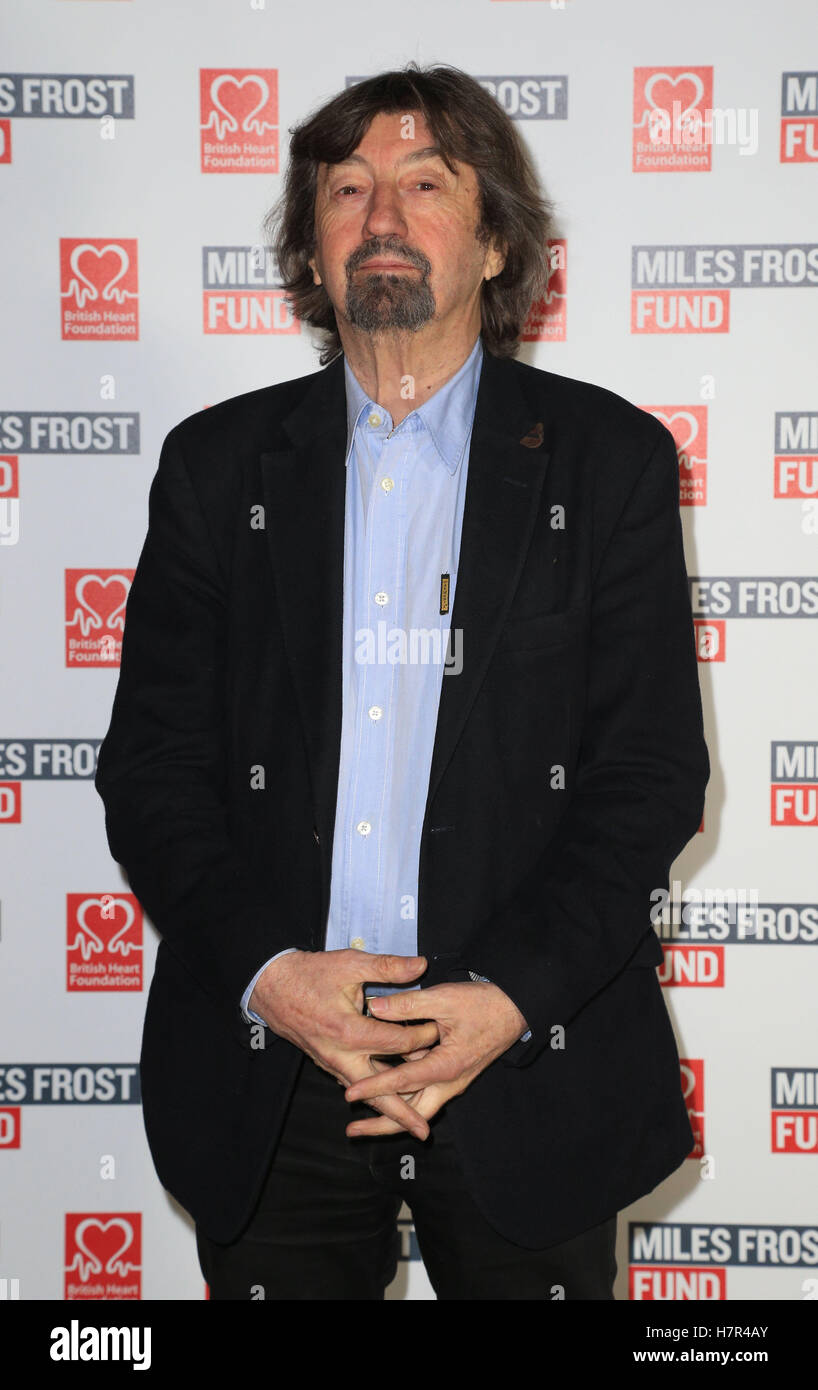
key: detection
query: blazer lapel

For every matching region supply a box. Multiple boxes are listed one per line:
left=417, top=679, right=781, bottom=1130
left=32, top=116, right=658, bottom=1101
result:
left=259, top=346, right=553, bottom=864
left=427, top=351, right=552, bottom=809
left=259, top=354, right=347, bottom=850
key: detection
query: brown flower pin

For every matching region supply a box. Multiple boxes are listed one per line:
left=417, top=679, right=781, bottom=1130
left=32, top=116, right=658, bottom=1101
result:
left=519, top=421, right=544, bottom=449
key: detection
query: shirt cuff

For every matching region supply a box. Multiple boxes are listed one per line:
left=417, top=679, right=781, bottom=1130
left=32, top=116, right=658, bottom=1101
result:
left=241, top=947, right=299, bottom=1025
left=468, top=970, right=532, bottom=1042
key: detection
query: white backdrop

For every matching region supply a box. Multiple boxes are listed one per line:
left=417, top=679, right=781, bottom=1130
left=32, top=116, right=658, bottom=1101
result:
left=0, top=0, right=816, bottom=1301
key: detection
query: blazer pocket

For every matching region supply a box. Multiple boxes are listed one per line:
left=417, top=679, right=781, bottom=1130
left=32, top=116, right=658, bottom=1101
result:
left=496, top=599, right=589, bottom=653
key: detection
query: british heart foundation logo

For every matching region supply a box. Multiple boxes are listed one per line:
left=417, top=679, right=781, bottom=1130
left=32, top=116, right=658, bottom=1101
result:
left=642, top=405, right=708, bottom=506
left=65, top=569, right=133, bottom=667
left=60, top=239, right=138, bottom=340
left=521, top=239, right=566, bottom=341
left=200, top=69, right=278, bottom=173
left=633, top=67, right=714, bottom=172
left=65, top=1213, right=141, bottom=1299
left=680, top=1059, right=705, bottom=1160
left=66, top=893, right=143, bottom=992
left=0, top=454, right=19, bottom=549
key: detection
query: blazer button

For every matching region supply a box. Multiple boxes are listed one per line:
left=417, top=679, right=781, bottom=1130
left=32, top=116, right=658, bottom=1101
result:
left=312, top=826, right=320, bottom=845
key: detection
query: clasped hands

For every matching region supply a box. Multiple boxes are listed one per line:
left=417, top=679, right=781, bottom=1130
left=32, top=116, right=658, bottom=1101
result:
left=248, top=948, right=528, bottom=1140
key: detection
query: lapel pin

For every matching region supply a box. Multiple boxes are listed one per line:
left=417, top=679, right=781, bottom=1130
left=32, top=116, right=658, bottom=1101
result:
left=519, top=421, right=544, bottom=449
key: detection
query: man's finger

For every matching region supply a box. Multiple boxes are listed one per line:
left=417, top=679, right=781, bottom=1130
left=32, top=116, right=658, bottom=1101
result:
left=341, top=1056, right=430, bottom=1140
left=366, top=991, right=419, bottom=1019
left=364, top=1055, right=422, bottom=1108
left=362, top=1019, right=439, bottom=1054
left=347, top=1086, right=446, bottom=1138
left=343, top=951, right=427, bottom=984
left=346, top=1112, right=410, bottom=1139
left=356, top=1089, right=429, bottom=1140
left=366, top=987, right=446, bottom=1021
left=366, top=952, right=427, bottom=983
left=344, top=1050, right=451, bottom=1103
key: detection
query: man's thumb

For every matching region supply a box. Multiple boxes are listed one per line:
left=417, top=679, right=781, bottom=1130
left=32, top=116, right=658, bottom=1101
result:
left=371, top=953, right=426, bottom=980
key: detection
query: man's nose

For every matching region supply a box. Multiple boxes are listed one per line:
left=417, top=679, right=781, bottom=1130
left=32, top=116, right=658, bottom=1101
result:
left=361, top=180, right=408, bottom=241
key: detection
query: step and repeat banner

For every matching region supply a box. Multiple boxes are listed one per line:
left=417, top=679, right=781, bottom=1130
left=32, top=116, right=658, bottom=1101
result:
left=0, top=0, right=816, bottom=1302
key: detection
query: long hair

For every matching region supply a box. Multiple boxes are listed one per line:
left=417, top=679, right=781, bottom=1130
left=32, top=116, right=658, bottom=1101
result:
left=263, top=63, right=556, bottom=364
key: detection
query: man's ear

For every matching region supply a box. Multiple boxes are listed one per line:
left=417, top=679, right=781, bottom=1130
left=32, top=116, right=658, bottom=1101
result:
left=308, top=255, right=322, bottom=287
left=484, top=239, right=507, bottom=282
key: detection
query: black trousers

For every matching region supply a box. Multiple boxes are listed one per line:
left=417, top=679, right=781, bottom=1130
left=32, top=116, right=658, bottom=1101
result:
left=196, top=1055, right=618, bottom=1300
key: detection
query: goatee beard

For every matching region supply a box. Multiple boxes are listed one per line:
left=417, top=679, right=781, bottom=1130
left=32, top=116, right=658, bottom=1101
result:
left=345, top=264, right=435, bottom=333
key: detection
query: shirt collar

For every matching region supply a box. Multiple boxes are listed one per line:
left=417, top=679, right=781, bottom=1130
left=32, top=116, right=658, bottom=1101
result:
left=343, top=334, right=483, bottom=475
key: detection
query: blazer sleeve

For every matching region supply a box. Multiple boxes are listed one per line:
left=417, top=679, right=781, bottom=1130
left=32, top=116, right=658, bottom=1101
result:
left=94, top=426, right=312, bottom=1018
left=453, top=423, right=709, bottom=1068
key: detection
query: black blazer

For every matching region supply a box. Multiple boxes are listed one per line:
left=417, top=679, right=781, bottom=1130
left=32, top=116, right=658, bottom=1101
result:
left=95, top=343, right=709, bottom=1249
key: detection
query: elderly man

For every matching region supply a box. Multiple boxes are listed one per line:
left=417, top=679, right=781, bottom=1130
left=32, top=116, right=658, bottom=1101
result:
left=95, top=63, right=708, bottom=1300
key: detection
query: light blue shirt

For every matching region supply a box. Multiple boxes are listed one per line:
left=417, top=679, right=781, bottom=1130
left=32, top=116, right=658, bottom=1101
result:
left=325, top=336, right=480, bottom=964
left=241, top=335, right=529, bottom=1043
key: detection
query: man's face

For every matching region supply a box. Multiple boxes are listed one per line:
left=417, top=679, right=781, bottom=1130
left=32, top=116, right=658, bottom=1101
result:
left=308, top=110, right=505, bottom=338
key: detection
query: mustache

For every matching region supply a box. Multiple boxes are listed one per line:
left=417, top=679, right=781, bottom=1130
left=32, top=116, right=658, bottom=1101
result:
left=346, top=242, right=431, bottom=276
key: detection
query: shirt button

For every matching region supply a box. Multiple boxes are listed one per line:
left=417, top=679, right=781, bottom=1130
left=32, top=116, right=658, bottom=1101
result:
left=356, top=820, right=372, bottom=836
left=368, top=705, right=383, bottom=721
left=367, top=412, right=382, bottom=427
left=374, top=591, right=388, bottom=606
left=350, top=936, right=365, bottom=950
left=380, top=477, right=394, bottom=493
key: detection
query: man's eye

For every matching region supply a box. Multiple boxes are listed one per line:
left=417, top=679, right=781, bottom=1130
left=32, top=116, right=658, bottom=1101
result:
left=336, top=183, right=438, bottom=194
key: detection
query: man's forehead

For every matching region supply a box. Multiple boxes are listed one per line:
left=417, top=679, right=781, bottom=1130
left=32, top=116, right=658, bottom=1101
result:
left=318, top=113, right=460, bottom=176
left=325, top=143, right=451, bottom=171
